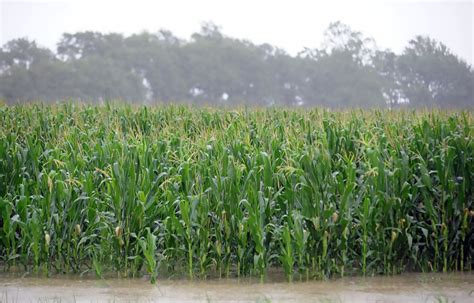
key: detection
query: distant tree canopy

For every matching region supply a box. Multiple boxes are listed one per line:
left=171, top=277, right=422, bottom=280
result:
left=0, top=22, right=472, bottom=107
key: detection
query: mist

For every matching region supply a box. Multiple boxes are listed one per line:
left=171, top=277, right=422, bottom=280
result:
left=0, top=1, right=473, bottom=107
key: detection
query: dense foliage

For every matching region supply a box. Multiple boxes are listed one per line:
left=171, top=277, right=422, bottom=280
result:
left=1, top=22, right=472, bottom=107
left=0, top=104, right=472, bottom=282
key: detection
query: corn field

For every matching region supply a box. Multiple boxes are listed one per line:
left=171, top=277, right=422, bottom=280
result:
left=0, top=104, right=473, bottom=281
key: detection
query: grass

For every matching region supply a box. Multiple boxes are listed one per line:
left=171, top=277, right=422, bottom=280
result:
left=0, top=103, right=472, bottom=282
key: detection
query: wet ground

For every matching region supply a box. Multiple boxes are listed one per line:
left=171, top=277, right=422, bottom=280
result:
left=0, top=272, right=473, bottom=302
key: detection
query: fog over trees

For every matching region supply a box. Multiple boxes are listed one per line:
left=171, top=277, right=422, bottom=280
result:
left=0, top=22, right=472, bottom=107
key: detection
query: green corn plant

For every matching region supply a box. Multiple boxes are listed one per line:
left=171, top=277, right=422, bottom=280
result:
left=280, top=222, right=294, bottom=282
left=138, top=228, right=157, bottom=283
left=0, top=105, right=472, bottom=279
left=360, top=197, right=371, bottom=276
left=291, top=211, right=308, bottom=279
left=179, top=198, right=194, bottom=278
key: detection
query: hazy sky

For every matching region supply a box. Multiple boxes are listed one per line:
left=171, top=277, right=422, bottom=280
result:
left=1, top=0, right=472, bottom=63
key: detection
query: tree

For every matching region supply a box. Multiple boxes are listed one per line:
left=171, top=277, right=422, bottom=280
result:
left=397, top=36, right=473, bottom=107
left=57, top=32, right=125, bottom=61
left=0, top=38, right=54, bottom=70
left=299, top=22, right=386, bottom=108
left=0, top=24, right=472, bottom=107
left=0, top=39, right=58, bottom=102
left=373, top=50, right=407, bottom=108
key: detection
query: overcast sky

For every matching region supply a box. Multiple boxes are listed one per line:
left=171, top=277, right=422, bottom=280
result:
left=1, top=0, right=472, bottom=64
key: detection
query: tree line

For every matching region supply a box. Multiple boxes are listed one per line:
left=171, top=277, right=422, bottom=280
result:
left=0, top=22, right=472, bottom=107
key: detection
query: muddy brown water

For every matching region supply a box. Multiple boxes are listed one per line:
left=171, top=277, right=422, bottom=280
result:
left=0, top=272, right=473, bottom=302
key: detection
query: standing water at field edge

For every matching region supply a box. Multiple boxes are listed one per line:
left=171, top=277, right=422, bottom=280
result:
left=0, top=272, right=473, bottom=302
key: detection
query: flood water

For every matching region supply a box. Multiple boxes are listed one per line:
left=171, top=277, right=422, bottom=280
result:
left=0, top=272, right=473, bottom=302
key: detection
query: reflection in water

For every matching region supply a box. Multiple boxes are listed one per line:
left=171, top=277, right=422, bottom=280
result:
left=0, top=272, right=473, bottom=302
